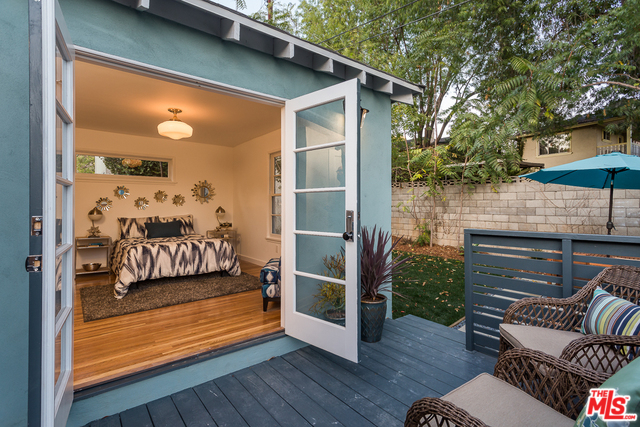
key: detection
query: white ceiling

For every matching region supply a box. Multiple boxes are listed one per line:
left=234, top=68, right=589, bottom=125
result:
left=75, top=60, right=282, bottom=146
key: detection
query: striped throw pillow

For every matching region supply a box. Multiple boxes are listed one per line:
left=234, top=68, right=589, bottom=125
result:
left=581, top=288, right=640, bottom=356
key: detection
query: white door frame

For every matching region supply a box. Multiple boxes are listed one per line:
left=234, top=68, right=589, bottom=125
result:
left=282, top=79, right=361, bottom=362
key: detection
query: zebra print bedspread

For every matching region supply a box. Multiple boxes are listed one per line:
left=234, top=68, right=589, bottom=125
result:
left=111, top=235, right=241, bottom=299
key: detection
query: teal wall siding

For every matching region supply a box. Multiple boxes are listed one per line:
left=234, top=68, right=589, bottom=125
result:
left=0, top=1, right=31, bottom=426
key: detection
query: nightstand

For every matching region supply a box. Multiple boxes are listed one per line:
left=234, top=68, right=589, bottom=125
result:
left=206, top=229, right=237, bottom=250
left=76, top=236, right=112, bottom=275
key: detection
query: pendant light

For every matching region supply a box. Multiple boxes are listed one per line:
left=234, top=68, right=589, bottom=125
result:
left=157, top=108, right=193, bottom=140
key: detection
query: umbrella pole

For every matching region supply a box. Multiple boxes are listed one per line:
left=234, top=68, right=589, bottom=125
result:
left=606, top=172, right=616, bottom=235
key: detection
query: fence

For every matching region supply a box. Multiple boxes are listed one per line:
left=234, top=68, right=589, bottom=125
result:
left=464, top=229, right=640, bottom=356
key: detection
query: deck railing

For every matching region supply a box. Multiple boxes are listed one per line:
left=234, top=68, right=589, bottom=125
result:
left=464, top=229, right=640, bottom=356
left=597, top=141, right=640, bottom=156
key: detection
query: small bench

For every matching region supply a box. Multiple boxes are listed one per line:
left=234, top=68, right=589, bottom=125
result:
left=260, top=258, right=281, bottom=312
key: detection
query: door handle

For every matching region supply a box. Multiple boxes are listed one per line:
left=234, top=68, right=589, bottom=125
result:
left=343, top=210, right=354, bottom=242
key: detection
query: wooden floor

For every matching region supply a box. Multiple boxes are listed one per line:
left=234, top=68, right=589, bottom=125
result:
left=74, top=260, right=282, bottom=391
left=82, top=315, right=497, bottom=427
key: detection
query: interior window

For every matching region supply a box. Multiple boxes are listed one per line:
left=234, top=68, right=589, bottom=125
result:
left=538, top=133, right=571, bottom=156
left=76, top=154, right=170, bottom=178
left=270, top=153, right=281, bottom=237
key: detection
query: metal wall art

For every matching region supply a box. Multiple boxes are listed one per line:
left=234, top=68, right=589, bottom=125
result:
left=114, top=185, right=130, bottom=199
left=134, top=197, right=149, bottom=210
left=154, top=190, right=168, bottom=203
left=172, top=194, right=185, bottom=207
left=95, top=197, right=113, bottom=211
left=192, top=180, right=215, bottom=204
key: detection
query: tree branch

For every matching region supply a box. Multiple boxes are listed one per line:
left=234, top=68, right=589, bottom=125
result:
left=582, top=81, right=640, bottom=91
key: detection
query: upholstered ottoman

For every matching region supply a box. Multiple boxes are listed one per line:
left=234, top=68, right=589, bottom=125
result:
left=260, top=258, right=281, bottom=311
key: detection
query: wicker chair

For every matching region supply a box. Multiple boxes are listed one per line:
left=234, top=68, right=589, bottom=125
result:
left=405, top=348, right=609, bottom=427
left=499, top=265, right=640, bottom=376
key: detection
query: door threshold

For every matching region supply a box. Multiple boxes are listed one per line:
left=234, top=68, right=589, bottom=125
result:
left=73, top=329, right=285, bottom=401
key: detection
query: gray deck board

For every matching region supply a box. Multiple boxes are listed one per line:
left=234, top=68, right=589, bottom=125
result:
left=83, top=317, right=496, bottom=427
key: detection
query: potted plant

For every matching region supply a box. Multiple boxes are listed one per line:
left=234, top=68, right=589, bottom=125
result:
left=310, top=251, right=346, bottom=324
left=360, top=226, right=412, bottom=342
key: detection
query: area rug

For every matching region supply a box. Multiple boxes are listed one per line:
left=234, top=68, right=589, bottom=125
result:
left=80, top=272, right=262, bottom=322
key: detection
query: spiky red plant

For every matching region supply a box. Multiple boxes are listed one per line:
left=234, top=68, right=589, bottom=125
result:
left=360, top=226, right=412, bottom=302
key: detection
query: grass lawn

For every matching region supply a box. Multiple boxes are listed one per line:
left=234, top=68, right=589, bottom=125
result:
left=392, top=251, right=465, bottom=326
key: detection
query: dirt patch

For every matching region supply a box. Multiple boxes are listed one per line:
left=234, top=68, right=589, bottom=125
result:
left=394, top=237, right=464, bottom=262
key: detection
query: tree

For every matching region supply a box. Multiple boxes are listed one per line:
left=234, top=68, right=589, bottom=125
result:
left=250, top=1, right=301, bottom=34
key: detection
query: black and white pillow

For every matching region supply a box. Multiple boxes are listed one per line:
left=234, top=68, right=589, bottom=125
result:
left=118, top=216, right=158, bottom=239
left=158, top=214, right=196, bottom=235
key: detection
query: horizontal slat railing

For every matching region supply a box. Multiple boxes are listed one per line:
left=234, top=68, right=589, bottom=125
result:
left=464, top=229, right=640, bottom=356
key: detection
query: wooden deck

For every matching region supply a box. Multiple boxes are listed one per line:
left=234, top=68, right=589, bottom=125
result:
left=82, top=315, right=496, bottom=427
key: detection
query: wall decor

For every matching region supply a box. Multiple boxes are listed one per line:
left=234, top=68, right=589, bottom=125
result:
left=192, top=180, right=215, bottom=204
left=113, top=185, right=130, bottom=199
left=172, top=194, right=185, bottom=207
left=154, top=190, right=168, bottom=203
left=134, top=197, right=149, bottom=210
left=96, top=197, right=113, bottom=211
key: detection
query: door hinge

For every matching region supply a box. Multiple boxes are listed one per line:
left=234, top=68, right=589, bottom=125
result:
left=26, top=255, right=42, bottom=273
left=31, top=216, right=43, bottom=236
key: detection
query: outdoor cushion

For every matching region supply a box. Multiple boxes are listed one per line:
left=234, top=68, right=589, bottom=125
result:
left=500, top=323, right=584, bottom=358
left=574, top=357, right=640, bottom=427
left=442, top=373, right=574, bottom=427
left=581, top=288, right=640, bottom=356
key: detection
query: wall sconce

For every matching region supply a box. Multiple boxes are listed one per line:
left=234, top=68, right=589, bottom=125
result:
left=360, top=107, right=369, bottom=128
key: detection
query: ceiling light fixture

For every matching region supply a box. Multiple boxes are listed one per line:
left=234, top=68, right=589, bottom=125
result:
left=157, top=108, right=193, bottom=140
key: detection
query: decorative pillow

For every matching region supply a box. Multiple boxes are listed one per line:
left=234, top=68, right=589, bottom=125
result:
left=118, top=216, right=158, bottom=239
left=574, top=357, right=640, bottom=426
left=158, top=214, right=196, bottom=235
left=145, top=221, right=183, bottom=238
left=582, top=288, right=640, bottom=356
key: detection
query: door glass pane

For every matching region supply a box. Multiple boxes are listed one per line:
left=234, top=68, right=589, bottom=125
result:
left=296, top=234, right=344, bottom=276
left=55, top=256, right=63, bottom=319
left=296, top=100, right=345, bottom=148
left=55, top=184, right=64, bottom=247
left=296, top=192, right=344, bottom=233
left=56, top=115, right=64, bottom=177
left=296, top=146, right=345, bottom=189
left=55, top=45, right=63, bottom=104
left=54, top=331, right=62, bottom=388
left=295, top=275, right=345, bottom=327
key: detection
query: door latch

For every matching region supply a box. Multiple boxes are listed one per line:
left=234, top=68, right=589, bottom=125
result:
left=26, top=255, right=42, bottom=273
left=342, top=210, right=354, bottom=242
left=31, top=216, right=43, bottom=236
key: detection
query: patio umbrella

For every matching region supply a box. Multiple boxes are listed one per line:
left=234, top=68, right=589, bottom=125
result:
left=521, top=152, right=640, bottom=235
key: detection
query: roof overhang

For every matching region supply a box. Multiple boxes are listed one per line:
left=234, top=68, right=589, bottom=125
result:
left=110, top=0, right=423, bottom=104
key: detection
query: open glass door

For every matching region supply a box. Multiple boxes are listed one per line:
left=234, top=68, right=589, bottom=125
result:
left=29, top=1, right=75, bottom=425
left=283, top=79, right=360, bottom=362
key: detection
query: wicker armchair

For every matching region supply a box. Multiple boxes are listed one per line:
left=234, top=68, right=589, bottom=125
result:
left=500, top=265, right=640, bottom=375
left=405, top=348, right=609, bottom=427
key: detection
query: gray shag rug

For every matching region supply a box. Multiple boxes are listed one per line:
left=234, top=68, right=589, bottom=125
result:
left=80, top=271, right=262, bottom=322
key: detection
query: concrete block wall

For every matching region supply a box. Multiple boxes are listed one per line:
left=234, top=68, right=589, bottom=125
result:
left=392, top=177, right=640, bottom=247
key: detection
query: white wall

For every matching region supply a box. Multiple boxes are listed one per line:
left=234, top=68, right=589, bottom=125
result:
left=75, top=128, right=235, bottom=265
left=232, top=129, right=281, bottom=266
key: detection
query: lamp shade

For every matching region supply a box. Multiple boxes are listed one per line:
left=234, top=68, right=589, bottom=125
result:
left=88, top=207, right=103, bottom=222
left=215, top=206, right=226, bottom=218
left=158, top=108, right=193, bottom=140
left=157, top=120, right=193, bottom=140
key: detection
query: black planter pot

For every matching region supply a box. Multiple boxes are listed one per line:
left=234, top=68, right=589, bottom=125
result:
left=361, top=296, right=387, bottom=343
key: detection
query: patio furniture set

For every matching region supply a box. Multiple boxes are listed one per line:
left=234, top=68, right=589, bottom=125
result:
left=405, top=265, right=640, bottom=426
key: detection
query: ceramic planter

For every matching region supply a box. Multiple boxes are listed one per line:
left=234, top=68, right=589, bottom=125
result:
left=361, top=295, right=387, bottom=343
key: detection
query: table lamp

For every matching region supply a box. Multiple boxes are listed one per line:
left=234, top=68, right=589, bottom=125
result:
left=88, top=207, right=103, bottom=237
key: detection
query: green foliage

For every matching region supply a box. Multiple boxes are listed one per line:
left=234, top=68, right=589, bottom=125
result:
left=101, top=157, right=169, bottom=178
left=413, top=222, right=431, bottom=247
left=392, top=252, right=465, bottom=326
left=310, top=250, right=346, bottom=314
left=250, top=2, right=301, bottom=34
left=76, top=155, right=95, bottom=174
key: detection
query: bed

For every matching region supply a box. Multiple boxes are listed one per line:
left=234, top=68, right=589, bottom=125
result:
left=110, top=215, right=241, bottom=299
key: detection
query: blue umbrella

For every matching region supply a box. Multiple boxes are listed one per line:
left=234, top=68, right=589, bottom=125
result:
left=522, top=152, right=640, bottom=235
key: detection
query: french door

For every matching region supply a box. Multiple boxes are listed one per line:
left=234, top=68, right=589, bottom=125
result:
left=283, top=79, right=361, bottom=362
left=29, top=0, right=75, bottom=425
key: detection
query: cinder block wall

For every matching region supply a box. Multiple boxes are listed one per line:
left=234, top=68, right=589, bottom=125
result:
left=392, top=177, right=640, bottom=247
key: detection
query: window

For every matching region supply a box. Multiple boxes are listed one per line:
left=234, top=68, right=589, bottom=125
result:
left=538, top=133, right=571, bottom=156
left=76, top=154, right=170, bottom=179
left=602, top=130, right=611, bottom=142
left=269, top=153, right=281, bottom=237
left=619, top=134, right=627, bottom=144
